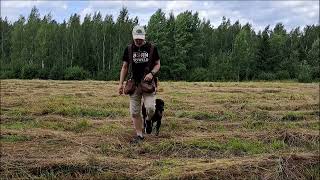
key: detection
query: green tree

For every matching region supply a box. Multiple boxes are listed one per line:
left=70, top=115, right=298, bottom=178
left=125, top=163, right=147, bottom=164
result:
left=175, top=11, right=203, bottom=76
left=64, top=66, right=90, bottom=80
left=113, top=7, right=135, bottom=80
left=232, top=28, right=252, bottom=81
left=1, top=6, right=319, bottom=82
left=269, top=23, right=288, bottom=73
left=0, top=17, right=12, bottom=67
left=286, top=27, right=302, bottom=78
left=102, top=14, right=115, bottom=73
left=298, top=60, right=312, bottom=83
left=160, top=12, right=176, bottom=80
left=67, top=13, right=81, bottom=67
left=256, top=26, right=271, bottom=75
left=34, top=14, right=50, bottom=70
left=10, top=16, right=26, bottom=77
left=79, top=14, right=94, bottom=75
left=24, top=6, right=41, bottom=65
left=171, top=63, right=187, bottom=80
left=91, top=12, right=103, bottom=77
left=189, top=67, right=209, bottom=81
left=307, top=38, right=320, bottom=80
left=147, top=9, right=167, bottom=47
left=200, top=19, right=214, bottom=68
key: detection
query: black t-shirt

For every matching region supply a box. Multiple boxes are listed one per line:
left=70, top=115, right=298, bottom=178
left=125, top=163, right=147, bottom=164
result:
left=122, top=42, right=160, bottom=83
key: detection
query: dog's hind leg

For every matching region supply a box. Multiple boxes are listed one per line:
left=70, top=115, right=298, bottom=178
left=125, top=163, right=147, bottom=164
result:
left=155, top=119, right=161, bottom=136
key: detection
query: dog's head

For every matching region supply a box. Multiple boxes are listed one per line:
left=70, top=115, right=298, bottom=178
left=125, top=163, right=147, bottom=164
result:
left=155, top=99, right=164, bottom=113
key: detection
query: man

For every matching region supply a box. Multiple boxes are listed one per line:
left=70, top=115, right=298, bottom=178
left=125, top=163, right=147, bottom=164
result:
left=118, top=25, right=161, bottom=143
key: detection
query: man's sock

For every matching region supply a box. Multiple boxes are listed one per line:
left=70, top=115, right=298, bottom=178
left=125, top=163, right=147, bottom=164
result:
left=137, top=132, right=143, bottom=137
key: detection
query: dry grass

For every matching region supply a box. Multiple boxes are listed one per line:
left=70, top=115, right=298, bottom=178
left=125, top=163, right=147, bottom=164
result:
left=1, top=79, right=319, bottom=179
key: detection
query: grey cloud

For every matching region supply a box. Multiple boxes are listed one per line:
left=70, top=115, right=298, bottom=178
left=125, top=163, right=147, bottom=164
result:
left=2, top=0, right=318, bottom=32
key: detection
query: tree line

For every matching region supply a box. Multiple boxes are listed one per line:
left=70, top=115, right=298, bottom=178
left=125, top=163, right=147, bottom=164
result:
left=0, top=7, right=319, bottom=82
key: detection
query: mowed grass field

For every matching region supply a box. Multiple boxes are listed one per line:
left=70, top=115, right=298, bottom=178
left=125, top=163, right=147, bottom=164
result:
left=0, top=79, right=319, bottom=179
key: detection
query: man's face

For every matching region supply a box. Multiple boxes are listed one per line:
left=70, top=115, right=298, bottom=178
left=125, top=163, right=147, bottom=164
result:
left=134, top=39, right=144, bottom=47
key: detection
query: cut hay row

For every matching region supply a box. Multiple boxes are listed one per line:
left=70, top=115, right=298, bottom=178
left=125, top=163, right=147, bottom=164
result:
left=1, top=80, right=319, bottom=179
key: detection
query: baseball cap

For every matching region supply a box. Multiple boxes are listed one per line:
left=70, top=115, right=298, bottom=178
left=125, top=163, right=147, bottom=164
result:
left=132, top=26, right=145, bottom=40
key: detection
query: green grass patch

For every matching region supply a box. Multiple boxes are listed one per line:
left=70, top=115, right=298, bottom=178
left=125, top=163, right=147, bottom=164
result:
left=49, top=106, right=127, bottom=118
left=186, top=138, right=282, bottom=155
left=100, top=143, right=117, bottom=154
left=98, top=123, right=126, bottom=134
left=250, top=110, right=277, bottom=121
left=144, top=137, right=287, bottom=156
left=151, top=159, right=181, bottom=179
left=2, top=108, right=29, bottom=116
left=0, top=116, right=42, bottom=130
left=271, top=140, right=287, bottom=150
left=244, top=121, right=267, bottom=130
left=191, top=112, right=219, bottom=120
left=299, top=121, right=320, bottom=131
left=225, top=138, right=266, bottom=155
left=304, top=164, right=320, bottom=179
left=145, top=139, right=183, bottom=154
left=1, top=118, right=91, bottom=133
left=175, top=111, right=189, bottom=118
left=38, top=119, right=91, bottom=133
left=153, top=159, right=178, bottom=167
left=32, top=119, right=93, bottom=133
left=187, top=139, right=222, bottom=150
left=175, top=111, right=227, bottom=121
left=1, top=120, right=40, bottom=130
left=67, top=119, right=92, bottom=133
left=167, top=99, right=193, bottom=111
left=281, top=111, right=306, bottom=121
left=165, top=118, right=181, bottom=131
left=213, top=124, right=227, bottom=132
left=42, top=95, right=127, bottom=118
left=42, top=121, right=67, bottom=131
left=0, top=134, right=31, bottom=142
left=152, top=159, right=180, bottom=178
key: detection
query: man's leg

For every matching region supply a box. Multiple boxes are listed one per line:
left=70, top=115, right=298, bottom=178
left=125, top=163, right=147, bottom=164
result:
left=143, top=92, right=155, bottom=134
left=130, top=89, right=143, bottom=137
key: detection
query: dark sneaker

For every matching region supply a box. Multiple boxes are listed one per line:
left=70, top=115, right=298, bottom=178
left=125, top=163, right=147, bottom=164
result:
left=146, top=120, right=152, bottom=134
left=130, top=135, right=144, bottom=144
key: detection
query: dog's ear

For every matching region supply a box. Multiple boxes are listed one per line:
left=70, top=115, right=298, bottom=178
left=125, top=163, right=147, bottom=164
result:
left=156, top=99, right=164, bottom=111
left=160, top=99, right=164, bottom=107
left=156, top=99, right=164, bottom=104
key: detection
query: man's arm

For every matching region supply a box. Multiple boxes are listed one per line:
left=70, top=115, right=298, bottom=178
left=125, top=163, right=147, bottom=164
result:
left=118, top=61, right=128, bottom=95
left=151, top=60, right=160, bottom=75
left=144, top=59, right=160, bottom=81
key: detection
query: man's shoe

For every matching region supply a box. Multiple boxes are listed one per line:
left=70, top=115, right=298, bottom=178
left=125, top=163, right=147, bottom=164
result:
left=146, top=120, right=152, bottom=134
left=130, top=135, right=144, bottom=144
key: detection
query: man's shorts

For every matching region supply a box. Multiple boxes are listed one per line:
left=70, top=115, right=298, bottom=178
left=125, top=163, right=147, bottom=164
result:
left=129, top=83, right=155, bottom=117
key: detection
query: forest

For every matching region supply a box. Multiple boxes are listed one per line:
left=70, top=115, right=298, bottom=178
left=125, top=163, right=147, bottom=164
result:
left=0, top=7, right=319, bottom=82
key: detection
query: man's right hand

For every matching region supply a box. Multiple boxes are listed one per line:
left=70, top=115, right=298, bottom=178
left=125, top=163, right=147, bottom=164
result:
left=118, top=84, right=124, bottom=95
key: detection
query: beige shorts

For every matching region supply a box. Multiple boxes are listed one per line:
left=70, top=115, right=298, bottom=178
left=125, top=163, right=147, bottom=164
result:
left=129, top=83, right=156, bottom=119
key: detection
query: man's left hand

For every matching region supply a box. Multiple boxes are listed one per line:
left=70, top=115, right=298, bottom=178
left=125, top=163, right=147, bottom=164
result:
left=144, top=73, right=153, bottom=81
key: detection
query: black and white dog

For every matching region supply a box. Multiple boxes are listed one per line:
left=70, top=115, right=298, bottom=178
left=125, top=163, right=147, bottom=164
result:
left=142, top=99, right=164, bottom=136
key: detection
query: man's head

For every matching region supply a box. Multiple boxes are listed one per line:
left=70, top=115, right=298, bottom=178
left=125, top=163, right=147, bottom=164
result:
left=132, top=25, right=145, bottom=47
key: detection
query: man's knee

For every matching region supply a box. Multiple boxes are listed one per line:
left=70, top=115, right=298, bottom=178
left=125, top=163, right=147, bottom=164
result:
left=130, top=96, right=141, bottom=118
left=131, top=114, right=141, bottom=119
left=130, top=107, right=141, bottom=118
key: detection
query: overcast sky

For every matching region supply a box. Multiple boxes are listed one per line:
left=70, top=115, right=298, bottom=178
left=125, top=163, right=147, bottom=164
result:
left=1, top=0, right=319, bottom=31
